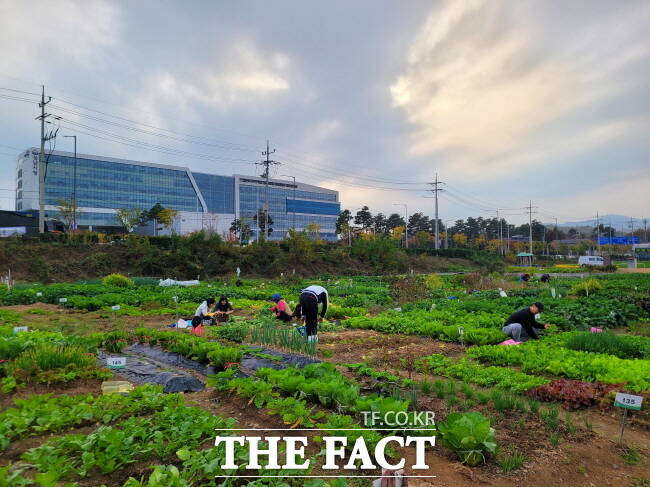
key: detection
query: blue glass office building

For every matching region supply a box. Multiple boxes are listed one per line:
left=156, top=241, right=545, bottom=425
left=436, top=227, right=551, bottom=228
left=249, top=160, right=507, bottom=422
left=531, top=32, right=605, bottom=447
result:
left=14, top=149, right=340, bottom=240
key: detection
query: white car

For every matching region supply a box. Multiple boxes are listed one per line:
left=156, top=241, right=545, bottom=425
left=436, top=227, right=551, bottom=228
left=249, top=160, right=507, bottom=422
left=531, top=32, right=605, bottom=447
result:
left=578, top=256, right=604, bottom=267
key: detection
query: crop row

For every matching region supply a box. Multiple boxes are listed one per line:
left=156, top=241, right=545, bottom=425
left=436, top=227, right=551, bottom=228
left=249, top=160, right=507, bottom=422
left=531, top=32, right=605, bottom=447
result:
left=416, top=354, right=549, bottom=393
left=0, top=384, right=180, bottom=450
left=3, top=388, right=330, bottom=486
left=467, top=341, right=650, bottom=392
left=343, top=309, right=506, bottom=345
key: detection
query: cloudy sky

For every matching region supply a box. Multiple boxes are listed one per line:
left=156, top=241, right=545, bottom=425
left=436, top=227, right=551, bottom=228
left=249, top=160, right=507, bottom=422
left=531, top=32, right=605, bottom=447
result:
left=0, top=0, right=648, bottom=226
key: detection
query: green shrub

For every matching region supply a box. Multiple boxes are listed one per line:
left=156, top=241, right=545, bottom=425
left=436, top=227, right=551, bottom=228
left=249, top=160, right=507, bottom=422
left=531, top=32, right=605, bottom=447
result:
left=102, top=273, right=134, bottom=288
left=570, top=279, right=603, bottom=296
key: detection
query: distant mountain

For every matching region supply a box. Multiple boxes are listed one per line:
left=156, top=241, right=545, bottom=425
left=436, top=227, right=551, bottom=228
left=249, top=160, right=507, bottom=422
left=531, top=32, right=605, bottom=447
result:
left=553, top=214, right=643, bottom=229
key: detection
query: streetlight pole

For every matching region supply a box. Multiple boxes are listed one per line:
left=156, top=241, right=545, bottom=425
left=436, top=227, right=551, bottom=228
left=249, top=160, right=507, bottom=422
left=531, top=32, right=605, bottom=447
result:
left=281, top=174, right=296, bottom=233
left=63, top=135, right=77, bottom=231
left=393, top=203, right=408, bottom=248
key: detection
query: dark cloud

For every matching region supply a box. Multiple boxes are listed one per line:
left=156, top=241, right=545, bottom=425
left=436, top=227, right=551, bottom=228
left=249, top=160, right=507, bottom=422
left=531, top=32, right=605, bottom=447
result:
left=0, top=0, right=647, bottom=222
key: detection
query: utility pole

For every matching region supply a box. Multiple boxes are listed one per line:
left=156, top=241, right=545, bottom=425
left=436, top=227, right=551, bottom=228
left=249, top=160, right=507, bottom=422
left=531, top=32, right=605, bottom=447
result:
left=498, top=210, right=503, bottom=256
left=428, top=173, right=444, bottom=249
left=64, top=135, right=77, bottom=230
left=256, top=140, right=279, bottom=240
left=629, top=217, right=635, bottom=241
left=36, top=85, right=53, bottom=233
left=527, top=200, right=534, bottom=255
left=643, top=218, right=648, bottom=243
left=596, top=212, right=601, bottom=255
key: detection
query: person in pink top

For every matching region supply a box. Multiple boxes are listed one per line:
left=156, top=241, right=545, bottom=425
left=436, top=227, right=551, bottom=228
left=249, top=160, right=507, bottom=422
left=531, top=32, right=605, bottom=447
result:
left=190, top=316, right=204, bottom=337
left=270, top=293, right=293, bottom=323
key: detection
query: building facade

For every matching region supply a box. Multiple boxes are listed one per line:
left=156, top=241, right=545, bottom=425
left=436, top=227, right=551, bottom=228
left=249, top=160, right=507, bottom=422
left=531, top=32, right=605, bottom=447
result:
left=14, top=148, right=340, bottom=240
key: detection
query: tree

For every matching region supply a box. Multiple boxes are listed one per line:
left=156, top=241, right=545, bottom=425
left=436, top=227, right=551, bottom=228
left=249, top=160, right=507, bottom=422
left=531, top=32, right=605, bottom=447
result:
left=452, top=233, right=468, bottom=247
left=373, top=213, right=388, bottom=234
left=592, top=224, right=616, bottom=239
left=157, top=208, right=178, bottom=229
left=230, top=218, right=252, bottom=243
left=306, top=222, right=321, bottom=240
left=386, top=213, right=405, bottom=231
left=390, top=225, right=405, bottom=243
left=407, top=212, right=430, bottom=234
left=140, top=203, right=165, bottom=225
left=336, top=209, right=353, bottom=234
left=354, top=206, right=374, bottom=229
left=55, top=199, right=81, bottom=231
left=415, top=231, right=432, bottom=247
left=116, top=208, right=142, bottom=233
left=285, top=229, right=313, bottom=264
left=253, top=209, right=273, bottom=237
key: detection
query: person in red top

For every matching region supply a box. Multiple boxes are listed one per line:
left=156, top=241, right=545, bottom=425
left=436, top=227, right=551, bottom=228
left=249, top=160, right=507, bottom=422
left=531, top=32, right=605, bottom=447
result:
left=270, top=293, right=293, bottom=323
left=190, top=316, right=204, bottom=337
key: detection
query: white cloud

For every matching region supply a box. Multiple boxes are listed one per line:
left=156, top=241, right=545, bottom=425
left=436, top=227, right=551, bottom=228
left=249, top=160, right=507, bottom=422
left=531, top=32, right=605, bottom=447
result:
left=140, top=41, right=292, bottom=112
left=390, top=0, right=650, bottom=179
left=0, top=0, right=120, bottom=75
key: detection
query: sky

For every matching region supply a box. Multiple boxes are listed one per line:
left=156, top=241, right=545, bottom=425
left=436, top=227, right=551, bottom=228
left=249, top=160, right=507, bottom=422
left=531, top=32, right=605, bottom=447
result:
left=0, top=0, right=648, bottom=226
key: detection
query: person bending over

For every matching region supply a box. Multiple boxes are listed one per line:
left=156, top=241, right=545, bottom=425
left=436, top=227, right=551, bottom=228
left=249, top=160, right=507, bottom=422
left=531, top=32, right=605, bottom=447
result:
left=270, top=293, right=293, bottom=323
left=502, top=302, right=549, bottom=342
left=297, top=285, right=329, bottom=343
left=194, top=297, right=216, bottom=325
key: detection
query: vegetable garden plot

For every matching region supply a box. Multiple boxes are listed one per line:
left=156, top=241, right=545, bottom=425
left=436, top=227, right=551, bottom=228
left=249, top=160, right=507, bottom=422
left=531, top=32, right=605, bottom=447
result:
left=2, top=273, right=650, bottom=485
left=98, top=349, right=205, bottom=393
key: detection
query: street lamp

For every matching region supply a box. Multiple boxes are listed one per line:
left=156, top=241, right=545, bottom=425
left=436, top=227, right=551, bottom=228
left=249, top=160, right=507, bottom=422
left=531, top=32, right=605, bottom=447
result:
left=393, top=203, right=408, bottom=249
left=63, top=135, right=77, bottom=231
left=280, top=174, right=296, bottom=233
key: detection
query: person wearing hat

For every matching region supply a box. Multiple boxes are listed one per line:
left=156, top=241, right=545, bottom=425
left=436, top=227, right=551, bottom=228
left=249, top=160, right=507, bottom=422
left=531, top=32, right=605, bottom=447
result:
left=502, top=302, right=549, bottom=341
left=270, top=293, right=293, bottom=323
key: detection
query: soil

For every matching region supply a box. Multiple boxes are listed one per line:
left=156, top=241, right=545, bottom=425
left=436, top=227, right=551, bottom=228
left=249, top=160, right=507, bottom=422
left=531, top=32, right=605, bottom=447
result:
left=318, top=329, right=467, bottom=368
left=1, top=425, right=98, bottom=464
left=0, top=378, right=103, bottom=409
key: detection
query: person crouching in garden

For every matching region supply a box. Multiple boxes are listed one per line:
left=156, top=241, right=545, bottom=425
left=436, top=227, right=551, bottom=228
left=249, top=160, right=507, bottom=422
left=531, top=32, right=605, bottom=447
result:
left=296, top=285, right=329, bottom=344
left=502, top=302, right=550, bottom=342
left=270, top=293, right=293, bottom=323
left=214, top=295, right=234, bottom=323
left=194, top=297, right=216, bottom=325
left=190, top=316, right=204, bottom=337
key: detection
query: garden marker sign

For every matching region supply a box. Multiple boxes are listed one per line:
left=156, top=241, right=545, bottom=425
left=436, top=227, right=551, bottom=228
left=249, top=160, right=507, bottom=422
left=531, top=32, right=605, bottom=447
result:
left=614, top=393, right=643, bottom=411
left=111, top=305, right=121, bottom=311
left=615, top=392, right=643, bottom=443
left=59, top=298, right=67, bottom=304
left=13, top=326, right=28, bottom=334
left=107, top=357, right=127, bottom=369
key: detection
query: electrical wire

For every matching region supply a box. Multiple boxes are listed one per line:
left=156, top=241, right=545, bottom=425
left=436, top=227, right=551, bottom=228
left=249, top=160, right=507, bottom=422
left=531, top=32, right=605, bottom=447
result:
left=49, top=102, right=261, bottom=153
left=56, top=119, right=258, bottom=165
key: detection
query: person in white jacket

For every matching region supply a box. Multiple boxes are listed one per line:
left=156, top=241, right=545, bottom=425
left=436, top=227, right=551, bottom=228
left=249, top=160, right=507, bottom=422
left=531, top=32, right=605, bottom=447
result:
left=295, top=285, right=328, bottom=343
left=194, top=297, right=216, bottom=325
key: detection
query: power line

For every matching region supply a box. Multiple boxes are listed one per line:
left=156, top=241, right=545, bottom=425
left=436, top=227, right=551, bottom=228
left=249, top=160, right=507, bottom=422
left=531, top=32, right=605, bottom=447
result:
left=49, top=102, right=261, bottom=153
left=56, top=120, right=256, bottom=165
